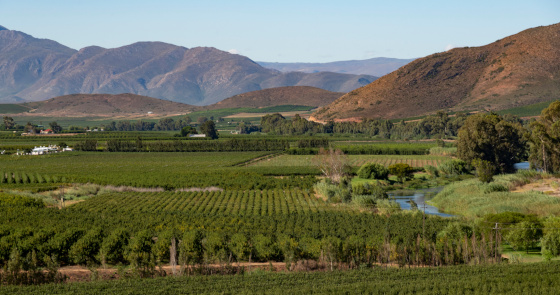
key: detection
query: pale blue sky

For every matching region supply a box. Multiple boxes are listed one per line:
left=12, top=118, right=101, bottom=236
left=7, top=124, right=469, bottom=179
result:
left=0, top=0, right=558, bottom=62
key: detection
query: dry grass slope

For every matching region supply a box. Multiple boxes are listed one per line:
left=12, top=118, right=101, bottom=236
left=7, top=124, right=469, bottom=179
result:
left=313, top=23, right=560, bottom=120
left=20, top=93, right=199, bottom=117
left=206, top=86, right=344, bottom=109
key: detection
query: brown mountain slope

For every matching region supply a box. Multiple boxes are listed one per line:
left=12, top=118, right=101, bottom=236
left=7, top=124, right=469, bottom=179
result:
left=0, top=27, right=76, bottom=103
left=21, top=93, right=199, bottom=117
left=313, top=23, right=560, bottom=121
left=207, top=86, right=344, bottom=109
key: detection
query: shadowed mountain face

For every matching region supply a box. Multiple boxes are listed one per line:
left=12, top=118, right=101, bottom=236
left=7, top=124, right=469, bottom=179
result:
left=0, top=28, right=376, bottom=105
left=259, top=57, right=415, bottom=77
left=313, top=23, right=560, bottom=121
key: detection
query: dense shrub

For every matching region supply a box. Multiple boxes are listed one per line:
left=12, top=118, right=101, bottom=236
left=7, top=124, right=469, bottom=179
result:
left=388, top=163, right=414, bottom=183
left=424, top=165, right=439, bottom=178
left=357, top=163, right=389, bottom=180
left=438, top=159, right=468, bottom=176
left=472, top=158, right=496, bottom=183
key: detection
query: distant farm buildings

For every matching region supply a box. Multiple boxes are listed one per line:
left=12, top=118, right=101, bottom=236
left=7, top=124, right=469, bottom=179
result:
left=27, top=145, right=73, bottom=155
left=31, top=146, right=57, bottom=155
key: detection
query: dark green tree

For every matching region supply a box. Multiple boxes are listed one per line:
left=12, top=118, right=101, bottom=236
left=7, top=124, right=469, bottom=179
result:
left=526, top=101, right=560, bottom=173
left=388, top=163, right=414, bottom=184
left=506, top=221, right=542, bottom=254
left=2, top=116, right=15, bottom=130
left=199, top=120, right=218, bottom=139
left=24, top=122, right=37, bottom=134
left=180, top=126, right=198, bottom=137
left=49, top=122, right=63, bottom=133
left=471, top=159, right=496, bottom=183
left=456, top=113, right=525, bottom=173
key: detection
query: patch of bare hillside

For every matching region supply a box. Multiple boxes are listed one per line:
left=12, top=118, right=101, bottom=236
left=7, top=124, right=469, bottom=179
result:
left=313, top=23, right=560, bottom=120
left=21, top=93, right=199, bottom=117
left=206, top=86, right=344, bottom=109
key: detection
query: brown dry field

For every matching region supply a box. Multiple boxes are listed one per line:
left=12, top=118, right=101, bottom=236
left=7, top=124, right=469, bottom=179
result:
left=512, top=177, right=560, bottom=197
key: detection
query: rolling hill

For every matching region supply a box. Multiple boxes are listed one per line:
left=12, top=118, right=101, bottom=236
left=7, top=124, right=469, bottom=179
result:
left=312, top=23, right=560, bottom=121
left=15, top=93, right=199, bottom=117
left=207, top=86, right=344, bottom=109
left=0, top=26, right=376, bottom=105
left=259, top=57, right=415, bottom=76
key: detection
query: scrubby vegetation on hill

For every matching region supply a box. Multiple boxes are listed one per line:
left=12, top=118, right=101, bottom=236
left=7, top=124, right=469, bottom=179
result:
left=314, top=23, right=560, bottom=120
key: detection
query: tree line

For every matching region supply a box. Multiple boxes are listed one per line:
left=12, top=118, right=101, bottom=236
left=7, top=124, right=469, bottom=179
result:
left=258, top=111, right=468, bottom=139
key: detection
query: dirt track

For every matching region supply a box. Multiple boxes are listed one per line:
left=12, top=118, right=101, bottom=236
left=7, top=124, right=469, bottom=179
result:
left=58, top=262, right=287, bottom=282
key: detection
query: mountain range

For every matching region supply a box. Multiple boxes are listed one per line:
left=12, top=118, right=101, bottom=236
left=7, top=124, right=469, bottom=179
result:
left=0, top=26, right=376, bottom=105
left=312, top=23, right=560, bottom=121
left=259, top=57, right=415, bottom=76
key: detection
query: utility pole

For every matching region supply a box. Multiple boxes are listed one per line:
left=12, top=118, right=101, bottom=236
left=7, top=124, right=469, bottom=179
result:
left=493, top=222, right=499, bottom=263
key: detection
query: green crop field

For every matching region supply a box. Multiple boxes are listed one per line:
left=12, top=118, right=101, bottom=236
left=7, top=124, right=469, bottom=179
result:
left=72, top=189, right=345, bottom=216
left=0, top=104, right=30, bottom=114
left=0, top=152, right=276, bottom=189
left=250, top=154, right=449, bottom=168
left=497, top=99, right=559, bottom=117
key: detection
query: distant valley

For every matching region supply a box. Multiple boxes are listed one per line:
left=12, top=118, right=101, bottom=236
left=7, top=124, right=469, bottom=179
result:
left=0, top=86, right=342, bottom=118
left=259, top=57, right=415, bottom=76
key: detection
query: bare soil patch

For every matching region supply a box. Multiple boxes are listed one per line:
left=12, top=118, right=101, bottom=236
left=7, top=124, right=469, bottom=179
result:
left=512, top=178, right=560, bottom=197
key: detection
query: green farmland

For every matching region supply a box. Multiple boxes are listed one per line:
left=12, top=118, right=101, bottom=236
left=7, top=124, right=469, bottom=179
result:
left=250, top=154, right=448, bottom=168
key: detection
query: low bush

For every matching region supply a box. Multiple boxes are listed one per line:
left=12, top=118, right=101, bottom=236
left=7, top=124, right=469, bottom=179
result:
left=424, top=165, right=439, bottom=178
left=483, top=183, right=508, bottom=194
left=357, top=163, right=389, bottom=180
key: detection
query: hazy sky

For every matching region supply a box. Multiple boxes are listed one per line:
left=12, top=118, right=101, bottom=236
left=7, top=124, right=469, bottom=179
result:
left=1, top=0, right=558, bottom=62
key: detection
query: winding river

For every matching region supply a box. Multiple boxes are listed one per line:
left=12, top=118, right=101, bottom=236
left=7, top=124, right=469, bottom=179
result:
left=391, top=162, right=532, bottom=217
left=388, top=187, right=454, bottom=217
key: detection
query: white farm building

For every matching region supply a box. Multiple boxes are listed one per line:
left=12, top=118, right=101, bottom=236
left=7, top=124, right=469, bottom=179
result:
left=31, top=146, right=58, bottom=155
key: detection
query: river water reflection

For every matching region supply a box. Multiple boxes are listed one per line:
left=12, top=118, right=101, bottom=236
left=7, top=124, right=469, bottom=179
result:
left=388, top=162, right=531, bottom=217
left=388, top=187, right=454, bottom=217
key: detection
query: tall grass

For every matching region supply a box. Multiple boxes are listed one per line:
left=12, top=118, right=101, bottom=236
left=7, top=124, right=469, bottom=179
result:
left=429, top=147, right=457, bottom=156
left=430, top=171, right=560, bottom=217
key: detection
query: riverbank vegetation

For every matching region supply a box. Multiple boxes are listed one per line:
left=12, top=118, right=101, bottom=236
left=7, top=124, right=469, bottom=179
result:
left=431, top=170, right=560, bottom=217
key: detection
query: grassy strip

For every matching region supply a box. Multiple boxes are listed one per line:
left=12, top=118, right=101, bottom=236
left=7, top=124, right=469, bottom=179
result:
left=430, top=171, right=560, bottom=217
left=0, top=104, right=31, bottom=113
left=496, top=99, right=559, bottom=117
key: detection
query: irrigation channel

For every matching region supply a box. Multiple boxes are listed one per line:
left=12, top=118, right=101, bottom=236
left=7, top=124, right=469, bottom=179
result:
left=388, top=187, right=454, bottom=217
